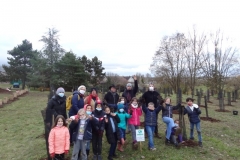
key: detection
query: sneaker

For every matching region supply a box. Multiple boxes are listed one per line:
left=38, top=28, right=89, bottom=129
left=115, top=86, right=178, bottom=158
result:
left=198, top=141, right=203, bottom=147
left=107, top=156, right=113, bottom=160
left=189, top=137, right=194, bottom=140
left=165, top=138, right=171, bottom=145
left=149, top=147, right=156, bottom=151
left=174, top=142, right=180, bottom=149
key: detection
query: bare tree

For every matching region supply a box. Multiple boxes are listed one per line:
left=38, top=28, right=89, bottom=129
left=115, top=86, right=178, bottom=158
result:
left=202, top=30, right=239, bottom=110
left=151, top=33, right=187, bottom=93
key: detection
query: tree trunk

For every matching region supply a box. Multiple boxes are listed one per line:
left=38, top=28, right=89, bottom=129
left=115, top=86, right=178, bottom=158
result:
left=227, top=92, right=231, bottom=106
left=204, top=96, right=209, bottom=118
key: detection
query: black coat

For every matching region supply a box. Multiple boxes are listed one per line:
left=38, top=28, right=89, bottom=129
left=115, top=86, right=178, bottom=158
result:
left=46, top=95, right=67, bottom=125
left=122, top=80, right=138, bottom=103
left=105, top=114, right=120, bottom=144
left=92, top=110, right=106, bottom=132
left=104, top=92, right=119, bottom=112
left=142, top=90, right=162, bottom=108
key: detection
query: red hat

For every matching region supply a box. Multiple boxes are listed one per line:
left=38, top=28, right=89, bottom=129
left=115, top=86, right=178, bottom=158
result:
left=96, top=100, right=102, bottom=104
left=84, top=104, right=92, bottom=111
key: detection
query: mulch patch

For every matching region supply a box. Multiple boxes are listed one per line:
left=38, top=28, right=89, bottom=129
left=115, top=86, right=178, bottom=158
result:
left=200, top=117, right=220, bottom=122
left=215, top=109, right=231, bottom=112
left=0, top=88, right=13, bottom=94
left=181, top=139, right=199, bottom=147
left=172, top=110, right=179, bottom=114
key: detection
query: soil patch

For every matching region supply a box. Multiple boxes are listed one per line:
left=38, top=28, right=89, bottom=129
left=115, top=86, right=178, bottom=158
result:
left=173, top=110, right=179, bottom=114
left=0, top=88, right=13, bottom=94
left=200, top=117, right=221, bottom=122
left=181, top=139, right=199, bottom=147
left=215, top=109, right=231, bottom=112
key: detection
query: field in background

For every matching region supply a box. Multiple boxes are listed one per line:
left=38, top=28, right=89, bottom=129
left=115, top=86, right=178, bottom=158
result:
left=0, top=86, right=240, bottom=160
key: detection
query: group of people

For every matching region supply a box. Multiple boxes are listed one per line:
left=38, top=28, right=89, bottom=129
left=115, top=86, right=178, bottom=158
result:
left=44, top=76, right=203, bottom=160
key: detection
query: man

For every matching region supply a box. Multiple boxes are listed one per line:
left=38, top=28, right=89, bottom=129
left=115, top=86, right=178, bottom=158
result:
left=104, top=84, right=119, bottom=112
left=142, top=83, right=163, bottom=138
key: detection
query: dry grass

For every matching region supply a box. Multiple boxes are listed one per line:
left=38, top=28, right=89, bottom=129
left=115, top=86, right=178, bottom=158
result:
left=0, top=90, right=239, bottom=160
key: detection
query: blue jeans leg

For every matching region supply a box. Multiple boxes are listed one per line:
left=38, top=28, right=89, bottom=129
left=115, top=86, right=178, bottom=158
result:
left=190, top=123, right=194, bottom=139
left=196, top=122, right=202, bottom=142
left=163, top=117, right=175, bottom=139
left=145, top=125, right=155, bottom=148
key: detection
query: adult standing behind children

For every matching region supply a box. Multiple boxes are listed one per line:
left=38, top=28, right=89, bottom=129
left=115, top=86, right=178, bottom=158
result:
left=68, top=85, right=86, bottom=144
left=84, top=88, right=100, bottom=110
left=141, top=83, right=163, bottom=138
left=184, top=97, right=203, bottom=147
left=122, top=75, right=138, bottom=104
left=104, top=84, right=119, bottom=112
left=45, top=87, right=67, bottom=160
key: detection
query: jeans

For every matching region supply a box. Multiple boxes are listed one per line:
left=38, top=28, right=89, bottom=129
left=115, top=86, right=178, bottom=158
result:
left=190, top=122, right=202, bottom=142
left=129, top=124, right=139, bottom=142
left=145, top=125, right=155, bottom=148
left=109, top=132, right=117, bottom=157
left=162, top=117, right=175, bottom=139
left=119, top=128, right=126, bottom=139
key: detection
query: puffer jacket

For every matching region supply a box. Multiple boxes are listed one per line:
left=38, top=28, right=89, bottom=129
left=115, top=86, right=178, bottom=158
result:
left=48, top=126, right=70, bottom=154
left=46, top=95, right=67, bottom=125
left=128, top=106, right=142, bottom=126
left=162, top=103, right=180, bottom=118
left=115, top=111, right=131, bottom=129
left=184, top=104, right=201, bottom=123
left=69, top=91, right=84, bottom=117
left=142, top=105, right=161, bottom=126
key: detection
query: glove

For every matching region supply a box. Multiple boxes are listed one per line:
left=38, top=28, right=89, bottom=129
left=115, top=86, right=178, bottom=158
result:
left=193, top=104, right=198, bottom=108
left=65, top=150, right=69, bottom=154
left=50, top=153, right=55, bottom=158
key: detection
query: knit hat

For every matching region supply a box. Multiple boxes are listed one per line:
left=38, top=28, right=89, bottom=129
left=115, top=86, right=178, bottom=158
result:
left=91, top=88, right=98, bottom=93
left=56, top=87, right=65, bottom=94
left=126, top=83, right=132, bottom=87
left=78, top=85, right=86, bottom=91
left=117, top=103, right=124, bottom=109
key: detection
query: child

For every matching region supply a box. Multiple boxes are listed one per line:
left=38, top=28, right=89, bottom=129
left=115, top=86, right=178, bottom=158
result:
left=115, top=103, right=132, bottom=152
left=69, top=108, right=95, bottom=160
left=128, top=97, right=142, bottom=149
left=184, top=97, right=202, bottom=147
left=92, top=100, right=106, bottom=160
left=48, top=115, right=70, bottom=160
left=118, top=97, right=131, bottom=134
left=84, top=104, right=93, bottom=157
left=105, top=106, right=120, bottom=160
left=173, top=119, right=184, bottom=144
left=142, top=102, right=161, bottom=150
left=161, top=97, right=181, bottom=147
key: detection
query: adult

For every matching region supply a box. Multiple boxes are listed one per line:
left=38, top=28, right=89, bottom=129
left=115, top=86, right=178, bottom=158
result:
left=122, top=75, right=138, bottom=104
left=104, top=84, right=119, bottom=112
left=68, top=85, right=86, bottom=144
left=141, top=83, right=163, bottom=138
left=45, top=87, right=67, bottom=160
left=84, top=88, right=100, bottom=110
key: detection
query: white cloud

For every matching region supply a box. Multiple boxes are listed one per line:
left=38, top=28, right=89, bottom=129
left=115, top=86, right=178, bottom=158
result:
left=0, top=0, right=240, bottom=75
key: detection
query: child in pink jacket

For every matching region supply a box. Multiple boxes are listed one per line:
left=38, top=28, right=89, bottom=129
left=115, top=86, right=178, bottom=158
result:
left=48, top=115, right=70, bottom=160
left=128, top=97, right=142, bottom=148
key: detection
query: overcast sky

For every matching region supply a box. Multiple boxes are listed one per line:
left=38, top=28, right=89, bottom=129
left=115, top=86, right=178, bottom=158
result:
left=0, top=0, right=239, bottom=76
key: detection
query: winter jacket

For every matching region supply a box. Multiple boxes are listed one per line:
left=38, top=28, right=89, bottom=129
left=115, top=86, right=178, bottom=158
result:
left=142, top=90, right=162, bottom=108
left=104, top=91, right=119, bottom=111
left=48, top=126, right=70, bottom=154
left=162, top=103, right=180, bottom=118
left=142, top=105, right=161, bottom=126
left=46, top=95, right=67, bottom=125
left=184, top=104, right=201, bottom=123
left=105, top=114, right=120, bottom=144
left=72, top=118, right=96, bottom=141
left=115, top=112, right=131, bottom=129
left=69, top=91, right=84, bottom=117
left=92, top=110, right=106, bottom=132
left=122, top=80, right=139, bottom=103
left=128, top=106, right=142, bottom=126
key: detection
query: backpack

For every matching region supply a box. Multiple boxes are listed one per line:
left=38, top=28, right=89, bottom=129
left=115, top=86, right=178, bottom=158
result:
left=66, top=94, right=80, bottom=111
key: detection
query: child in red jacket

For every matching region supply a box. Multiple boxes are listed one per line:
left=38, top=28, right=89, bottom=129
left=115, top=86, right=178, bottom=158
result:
left=48, top=115, right=70, bottom=160
left=128, top=97, right=142, bottom=149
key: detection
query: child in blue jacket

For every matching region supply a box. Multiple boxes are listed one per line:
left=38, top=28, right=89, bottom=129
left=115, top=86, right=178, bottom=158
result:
left=142, top=102, right=161, bottom=150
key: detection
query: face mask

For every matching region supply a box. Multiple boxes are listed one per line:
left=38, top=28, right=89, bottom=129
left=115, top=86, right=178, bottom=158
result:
left=119, top=108, right=124, bottom=112
left=132, top=104, right=138, bottom=108
left=58, top=93, right=64, bottom=97
left=149, top=87, right=154, bottom=91
left=120, top=101, right=124, bottom=104
left=96, top=108, right=102, bottom=111
left=79, top=90, right=85, bottom=95
left=86, top=111, right=92, bottom=115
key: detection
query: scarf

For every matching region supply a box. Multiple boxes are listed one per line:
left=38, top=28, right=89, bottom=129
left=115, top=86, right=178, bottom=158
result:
left=87, top=94, right=98, bottom=105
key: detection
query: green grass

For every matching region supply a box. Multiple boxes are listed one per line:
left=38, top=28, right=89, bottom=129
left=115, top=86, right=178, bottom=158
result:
left=0, top=89, right=240, bottom=160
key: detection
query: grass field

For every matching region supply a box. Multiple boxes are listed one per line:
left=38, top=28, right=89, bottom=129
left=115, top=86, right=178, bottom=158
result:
left=0, top=89, right=240, bottom=160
